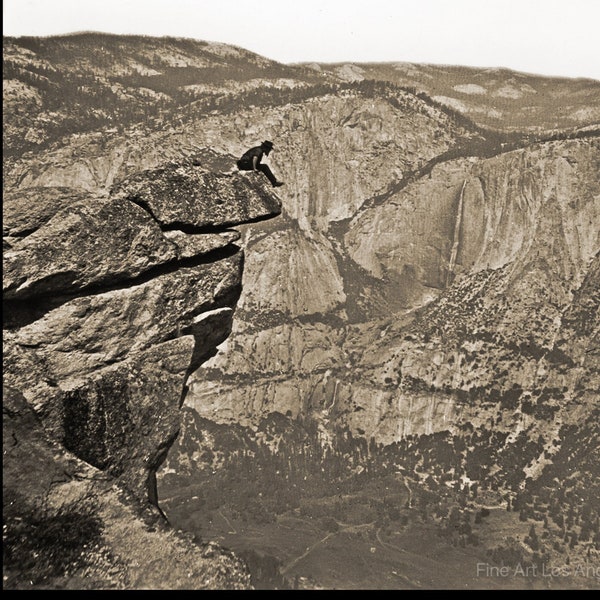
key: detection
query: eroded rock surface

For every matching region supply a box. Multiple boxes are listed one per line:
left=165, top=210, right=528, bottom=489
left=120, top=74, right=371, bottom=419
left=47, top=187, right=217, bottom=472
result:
left=2, top=162, right=281, bottom=588
left=183, top=137, right=600, bottom=444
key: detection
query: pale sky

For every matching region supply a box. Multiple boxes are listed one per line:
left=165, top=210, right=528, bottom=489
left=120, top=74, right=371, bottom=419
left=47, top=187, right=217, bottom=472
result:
left=3, top=0, right=600, bottom=79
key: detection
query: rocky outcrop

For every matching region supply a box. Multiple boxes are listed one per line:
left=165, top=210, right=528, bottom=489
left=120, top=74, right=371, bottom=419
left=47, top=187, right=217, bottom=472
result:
left=3, top=385, right=252, bottom=590
left=2, top=163, right=281, bottom=588
left=110, top=163, right=282, bottom=229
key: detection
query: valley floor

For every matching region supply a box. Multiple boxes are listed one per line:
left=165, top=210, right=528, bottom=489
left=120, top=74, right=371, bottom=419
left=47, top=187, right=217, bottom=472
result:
left=161, top=483, right=599, bottom=590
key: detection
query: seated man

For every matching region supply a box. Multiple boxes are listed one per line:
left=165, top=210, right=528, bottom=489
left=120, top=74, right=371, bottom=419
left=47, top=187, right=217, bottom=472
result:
left=236, top=140, right=284, bottom=188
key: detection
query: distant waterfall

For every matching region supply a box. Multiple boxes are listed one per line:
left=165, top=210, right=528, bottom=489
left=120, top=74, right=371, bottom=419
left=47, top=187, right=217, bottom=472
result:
left=446, top=179, right=466, bottom=287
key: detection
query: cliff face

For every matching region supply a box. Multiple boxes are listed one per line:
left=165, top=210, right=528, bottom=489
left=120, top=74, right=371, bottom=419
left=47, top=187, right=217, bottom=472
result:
left=2, top=162, right=281, bottom=588
left=345, top=138, right=599, bottom=306
left=180, top=137, right=599, bottom=444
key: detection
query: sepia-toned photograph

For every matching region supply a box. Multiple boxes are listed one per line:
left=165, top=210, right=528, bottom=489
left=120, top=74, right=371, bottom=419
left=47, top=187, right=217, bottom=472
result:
left=3, top=0, right=599, bottom=590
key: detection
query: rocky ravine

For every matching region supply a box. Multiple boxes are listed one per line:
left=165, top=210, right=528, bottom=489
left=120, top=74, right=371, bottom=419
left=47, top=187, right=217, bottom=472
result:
left=3, top=163, right=281, bottom=589
left=178, top=136, right=599, bottom=444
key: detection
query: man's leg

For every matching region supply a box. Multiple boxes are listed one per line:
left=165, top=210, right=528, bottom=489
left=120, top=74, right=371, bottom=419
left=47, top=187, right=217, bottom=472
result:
left=258, top=164, right=278, bottom=185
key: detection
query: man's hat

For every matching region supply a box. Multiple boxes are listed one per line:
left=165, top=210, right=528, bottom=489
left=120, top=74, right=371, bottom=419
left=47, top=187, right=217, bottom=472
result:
left=261, top=140, right=274, bottom=150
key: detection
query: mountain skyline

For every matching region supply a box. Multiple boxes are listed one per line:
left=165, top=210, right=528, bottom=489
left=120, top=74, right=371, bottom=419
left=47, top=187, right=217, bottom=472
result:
left=4, top=0, right=600, bottom=80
